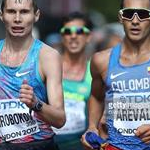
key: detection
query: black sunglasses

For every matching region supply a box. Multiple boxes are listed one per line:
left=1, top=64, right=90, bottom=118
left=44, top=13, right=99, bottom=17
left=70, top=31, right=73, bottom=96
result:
left=119, top=8, right=150, bottom=21
left=60, top=26, right=90, bottom=35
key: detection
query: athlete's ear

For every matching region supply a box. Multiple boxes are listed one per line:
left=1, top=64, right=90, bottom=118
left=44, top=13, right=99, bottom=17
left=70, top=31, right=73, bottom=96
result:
left=34, top=9, right=40, bottom=23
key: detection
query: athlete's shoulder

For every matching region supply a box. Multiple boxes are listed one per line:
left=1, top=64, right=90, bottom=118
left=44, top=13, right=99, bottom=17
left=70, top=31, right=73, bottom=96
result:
left=92, top=48, right=112, bottom=66
left=90, top=48, right=113, bottom=78
left=40, top=41, right=61, bottom=59
left=38, top=41, right=62, bottom=79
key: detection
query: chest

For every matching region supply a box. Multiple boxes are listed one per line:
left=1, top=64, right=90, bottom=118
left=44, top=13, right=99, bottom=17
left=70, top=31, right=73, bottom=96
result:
left=0, top=49, right=29, bottom=67
left=106, top=63, right=150, bottom=93
left=63, top=64, right=86, bottom=81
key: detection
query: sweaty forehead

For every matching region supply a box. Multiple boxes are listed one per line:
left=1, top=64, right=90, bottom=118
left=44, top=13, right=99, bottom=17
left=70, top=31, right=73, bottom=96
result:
left=123, top=0, right=150, bottom=9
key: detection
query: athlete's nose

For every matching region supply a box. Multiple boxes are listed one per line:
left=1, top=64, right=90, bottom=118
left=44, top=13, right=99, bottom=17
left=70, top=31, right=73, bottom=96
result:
left=132, top=13, right=140, bottom=23
left=14, top=12, right=22, bottom=23
left=70, top=32, right=77, bottom=38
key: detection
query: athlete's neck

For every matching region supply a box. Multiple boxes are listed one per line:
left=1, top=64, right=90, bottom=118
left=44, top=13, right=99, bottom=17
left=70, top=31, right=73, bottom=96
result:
left=5, top=35, right=34, bottom=52
left=0, top=36, right=34, bottom=67
left=120, top=39, right=150, bottom=66
left=62, top=54, right=87, bottom=81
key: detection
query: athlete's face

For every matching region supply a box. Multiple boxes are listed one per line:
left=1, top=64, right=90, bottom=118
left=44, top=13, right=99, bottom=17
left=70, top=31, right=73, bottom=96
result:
left=61, top=19, right=91, bottom=54
left=0, top=0, right=40, bottom=38
left=119, top=0, right=150, bottom=42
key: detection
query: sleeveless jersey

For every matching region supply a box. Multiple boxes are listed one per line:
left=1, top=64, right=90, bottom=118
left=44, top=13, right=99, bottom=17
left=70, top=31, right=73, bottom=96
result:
left=0, top=39, right=54, bottom=143
left=53, top=61, right=92, bottom=143
left=105, top=44, right=150, bottom=150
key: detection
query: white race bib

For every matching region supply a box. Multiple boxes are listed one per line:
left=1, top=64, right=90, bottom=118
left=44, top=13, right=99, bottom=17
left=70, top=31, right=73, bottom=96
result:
left=0, top=99, right=39, bottom=141
left=53, top=100, right=86, bottom=134
left=113, top=93, right=150, bottom=136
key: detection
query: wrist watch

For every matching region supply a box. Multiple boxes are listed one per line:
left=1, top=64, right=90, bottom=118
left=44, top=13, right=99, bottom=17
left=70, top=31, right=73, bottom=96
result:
left=32, top=100, right=43, bottom=112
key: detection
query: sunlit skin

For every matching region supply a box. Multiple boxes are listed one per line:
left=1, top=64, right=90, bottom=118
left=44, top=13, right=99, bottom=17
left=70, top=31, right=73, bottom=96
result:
left=62, top=19, right=91, bottom=55
left=0, top=0, right=40, bottom=39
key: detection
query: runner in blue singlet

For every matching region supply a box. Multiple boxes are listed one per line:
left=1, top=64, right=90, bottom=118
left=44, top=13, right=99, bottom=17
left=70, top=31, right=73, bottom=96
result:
left=0, top=0, right=65, bottom=149
left=81, top=0, right=150, bottom=150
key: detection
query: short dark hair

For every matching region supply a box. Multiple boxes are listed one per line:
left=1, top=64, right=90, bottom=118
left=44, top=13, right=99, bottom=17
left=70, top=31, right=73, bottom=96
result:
left=1, top=0, right=38, bottom=13
left=61, top=11, right=93, bottom=30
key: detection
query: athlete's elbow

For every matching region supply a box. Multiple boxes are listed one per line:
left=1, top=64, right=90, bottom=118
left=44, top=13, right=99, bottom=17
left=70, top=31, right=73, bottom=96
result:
left=57, top=113, right=66, bottom=128
left=56, top=120, right=66, bottom=129
left=53, top=113, right=66, bottom=128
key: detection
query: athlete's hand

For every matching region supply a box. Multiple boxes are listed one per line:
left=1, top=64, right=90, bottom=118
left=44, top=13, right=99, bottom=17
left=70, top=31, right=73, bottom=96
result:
left=135, top=124, right=150, bottom=144
left=81, top=131, right=93, bottom=150
left=81, top=128, right=99, bottom=150
left=19, top=79, right=37, bottom=108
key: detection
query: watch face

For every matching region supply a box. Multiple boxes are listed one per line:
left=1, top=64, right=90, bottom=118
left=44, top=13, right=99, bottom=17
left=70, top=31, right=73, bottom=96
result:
left=37, top=101, right=43, bottom=110
left=34, top=101, right=43, bottom=111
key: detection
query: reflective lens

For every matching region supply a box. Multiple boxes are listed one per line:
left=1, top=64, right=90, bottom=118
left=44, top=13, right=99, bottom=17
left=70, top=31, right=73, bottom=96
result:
left=60, top=26, right=90, bottom=35
left=119, top=8, right=150, bottom=21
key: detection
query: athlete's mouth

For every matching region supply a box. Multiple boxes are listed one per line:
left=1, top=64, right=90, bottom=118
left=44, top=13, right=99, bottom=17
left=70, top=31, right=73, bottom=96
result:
left=12, top=27, right=24, bottom=33
left=130, top=28, right=141, bottom=34
left=69, top=41, right=79, bottom=48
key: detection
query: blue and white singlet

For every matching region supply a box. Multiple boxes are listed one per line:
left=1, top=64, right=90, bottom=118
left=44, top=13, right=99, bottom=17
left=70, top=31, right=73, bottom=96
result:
left=105, top=44, right=150, bottom=150
left=0, top=39, right=54, bottom=143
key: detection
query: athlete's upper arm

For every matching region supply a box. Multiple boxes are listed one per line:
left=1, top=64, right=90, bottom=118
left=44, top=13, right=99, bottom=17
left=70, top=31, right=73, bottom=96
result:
left=90, top=49, right=111, bottom=101
left=39, top=45, right=63, bottom=109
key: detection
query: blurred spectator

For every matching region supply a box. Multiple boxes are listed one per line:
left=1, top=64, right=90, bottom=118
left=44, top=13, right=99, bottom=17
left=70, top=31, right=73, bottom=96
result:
left=45, top=32, right=62, bottom=52
left=96, top=22, right=125, bottom=51
left=85, top=10, right=107, bottom=57
left=88, top=10, right=106, bottom=29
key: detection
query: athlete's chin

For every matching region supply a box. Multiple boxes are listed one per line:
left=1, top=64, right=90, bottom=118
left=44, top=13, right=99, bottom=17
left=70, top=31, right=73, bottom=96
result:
left=9, top=30, right=27, bottom=37
left=10, top=33, right=27, bottom=38
left=128, top=34, right=143, bottom=41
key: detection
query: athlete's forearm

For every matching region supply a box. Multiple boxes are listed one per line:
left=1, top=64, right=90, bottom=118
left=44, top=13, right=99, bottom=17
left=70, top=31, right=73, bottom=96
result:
left=36, top=102, right=66, bottom=128
left=88, top=95, right=104, bottom=130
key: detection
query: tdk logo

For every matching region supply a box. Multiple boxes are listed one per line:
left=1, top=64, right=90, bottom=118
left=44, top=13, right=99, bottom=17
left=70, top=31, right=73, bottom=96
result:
left=0, top=101, right=26, bottom=110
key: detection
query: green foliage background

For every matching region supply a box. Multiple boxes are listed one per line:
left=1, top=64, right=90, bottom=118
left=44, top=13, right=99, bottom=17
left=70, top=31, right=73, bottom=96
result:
left=86, top=0, right=121, bottom=22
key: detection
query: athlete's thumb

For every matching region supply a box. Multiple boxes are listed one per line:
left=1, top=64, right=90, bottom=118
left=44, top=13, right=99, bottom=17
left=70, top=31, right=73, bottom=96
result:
left=22, top=79, right=28, bottom=84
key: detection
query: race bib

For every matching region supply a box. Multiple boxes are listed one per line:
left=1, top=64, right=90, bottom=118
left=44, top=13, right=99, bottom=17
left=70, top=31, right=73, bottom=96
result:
left=113, top=92, right=150, bottom=136
left=53, top=100, right=86, bottom=134
left=0, top=99, right=39, bottom=141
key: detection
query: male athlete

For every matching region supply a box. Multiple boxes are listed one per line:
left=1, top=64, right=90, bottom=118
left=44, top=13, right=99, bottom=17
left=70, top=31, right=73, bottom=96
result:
left=0, top=0, right=65, bottom=149
left=81, top=0, right=150, bottom=149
